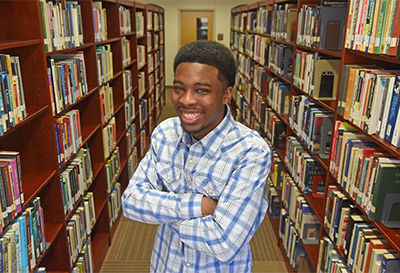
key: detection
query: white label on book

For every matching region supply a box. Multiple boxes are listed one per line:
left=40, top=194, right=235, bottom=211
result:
left=391, top=37, right=398, bottom=47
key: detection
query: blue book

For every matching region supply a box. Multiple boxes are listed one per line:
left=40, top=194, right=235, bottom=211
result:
left=384, top=74, right=400, bottom=142
left=380, top=253, right=400, bottom=273
left=17, top=216, right=29, bottom=273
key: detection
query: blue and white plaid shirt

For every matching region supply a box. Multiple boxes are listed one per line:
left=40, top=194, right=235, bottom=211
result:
left=122, top=106, right=271, bottom=272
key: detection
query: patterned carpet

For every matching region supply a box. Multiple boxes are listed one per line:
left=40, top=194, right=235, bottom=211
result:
left=98, top=215, right=288, bottom=273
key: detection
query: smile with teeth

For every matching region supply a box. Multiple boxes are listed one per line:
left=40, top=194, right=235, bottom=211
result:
left=182, top=112, right=201, bottom=119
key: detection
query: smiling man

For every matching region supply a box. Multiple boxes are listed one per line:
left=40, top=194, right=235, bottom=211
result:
left=121, top=40, right=271, bottom=272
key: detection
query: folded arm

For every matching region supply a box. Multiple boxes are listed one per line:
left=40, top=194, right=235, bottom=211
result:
left=169, top=144, right=271, bottom=263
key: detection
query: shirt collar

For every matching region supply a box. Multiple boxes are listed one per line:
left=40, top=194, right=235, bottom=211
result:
left=177, top=105, right=234, bottom=155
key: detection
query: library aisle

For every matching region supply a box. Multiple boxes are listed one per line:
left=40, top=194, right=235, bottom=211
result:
left=99, top=88, right=288, bottom=273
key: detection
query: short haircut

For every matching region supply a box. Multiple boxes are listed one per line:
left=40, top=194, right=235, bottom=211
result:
left=173, top=40, right=237, bottom=88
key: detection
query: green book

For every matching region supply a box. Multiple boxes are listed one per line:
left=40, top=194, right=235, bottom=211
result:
left=369, top=162, right=400, bottom=222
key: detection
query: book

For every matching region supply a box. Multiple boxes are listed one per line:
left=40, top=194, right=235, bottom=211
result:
left=319, top=6, right=348, bottom=49
left=312, top=58, right=341, bottom=100
left=368, top=162, right=400, bottom=226
left=380, top=253, right=400, bottom=273
left=364, top=239, right=392, bottom=273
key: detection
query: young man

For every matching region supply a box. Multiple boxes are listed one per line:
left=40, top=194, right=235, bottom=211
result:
left=122, top=40, right=271, bottom=272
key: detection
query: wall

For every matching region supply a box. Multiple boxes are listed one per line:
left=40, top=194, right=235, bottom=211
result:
left=136, top=0, right=254, bottom=86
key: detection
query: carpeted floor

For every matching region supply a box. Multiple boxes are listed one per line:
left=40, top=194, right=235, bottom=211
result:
left=99, top=215, right=288, bottom=273
left=99, top=87, right=289, bottom=272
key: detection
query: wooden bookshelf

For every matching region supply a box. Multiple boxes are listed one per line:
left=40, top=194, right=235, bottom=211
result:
left=231, top=0, right=400, bottom=272
left=0, top=0, right=164, bottom=272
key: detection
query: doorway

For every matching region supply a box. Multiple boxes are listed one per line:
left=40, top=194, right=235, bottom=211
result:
left=180, top=10, right=214, bottom=47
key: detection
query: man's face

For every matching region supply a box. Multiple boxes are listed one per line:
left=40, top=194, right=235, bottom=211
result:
left=172, top=62, right=232, bottom=140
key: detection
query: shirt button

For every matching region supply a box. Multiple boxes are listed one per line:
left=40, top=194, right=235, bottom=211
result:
left=188, top=185, right=192, bottom=190
left=168, top=177, right=171, bottom=181
left=186, top=263, right=190, bottom=267
left=209, top=190, right=213, bottom=194
left=189, top=160, right=193, bottom=164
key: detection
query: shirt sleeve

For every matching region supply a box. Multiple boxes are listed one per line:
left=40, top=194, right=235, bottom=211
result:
left=170, top=142, right=271, bottom=264
left=121, top=128, right=204, bottom=224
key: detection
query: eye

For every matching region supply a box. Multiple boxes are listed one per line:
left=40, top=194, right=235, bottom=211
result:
left=197, top=89, right=209, bottom=93
left=173, top=86, right=184, bottom=92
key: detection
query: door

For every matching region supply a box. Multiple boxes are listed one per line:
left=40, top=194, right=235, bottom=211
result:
left=180, top=10, right=214, bottom=47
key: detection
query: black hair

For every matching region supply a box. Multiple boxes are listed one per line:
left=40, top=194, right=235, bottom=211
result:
left=173, top=40, right=237, bottom=88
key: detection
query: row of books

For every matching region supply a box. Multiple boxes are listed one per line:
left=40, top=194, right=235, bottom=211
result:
left=139, top=127, right=147, bottom=158
left=121, top=37, right=132, bottom=67
left=153, top=12, right=164, bottom=31
left=279, top=210, right=307, bottom=271
left=148, top=53, right=154, bottom=74
left=281, top=178, right=322, bottom=245
left=99, top=84, right=114, bottom=125
left=265, top=77, right=290, bottom=116
left=136, top=12, right=145, bottom=37
left=126, top=123, right=136, bottom=156
left=122, top=70, right=133, bottom=100
left=253, top=6, right=273, bottom=34
left=268, top=43, right=293, bottom=79
left=139, top=99, right=148, bottom=128
left=268, top=145, right=284, bottom=189
left=138, top=71, right=146, bottom=98
left=60, top=146, right=94, bottom=216
left=319, top=210, right=400, bottom=273
left=285, top=137, right=326, bottom=197
left=0, top=151, right=24, bottom=229
left=296, top=5, right=347, bottom=50
left=0, top=197, right=46, bottom=273
left=317, top=236, right=349, bottom=273
left=108, top=182, right=122, bottom=227
left=137, top=45, right=146, bottom=70
left=270, top=3, right=297, bottom=42
left=266, top=180, right=281, bottom=219
left=102, top=117, right=117, bottom=160
left=105, top=148, right=120, bottom=194
left=71, top=238, right=94, bottom=273
left=329, top=121, right=400, bottom=227
left=345, top=0, right=400, bottom=57
left=293, top=51, right=341, bottom=100
left=67, top=193, right=96, bottom=268
left=147, top=11, right=163, bottom=31
left=236, top=53, right=255, bottom=81
left=93, top=2, right=108, bottom=43
left=288, top=95, right=334, bottom=158
left=154, top=32, right=163, bottom=50
left=147, top=32, right=153, bottom=52
left=265, top=109, right=287, bottom=150
left=231, top=12, right=249, bottom=32
left=125, top=94, right=135, bottom=129
left=0, top=54, right=27, bottom=136
left=338, top=65, right=400, bottom=148
left=39, top=0, right=84, bottom=52
left=55, top=110, right=83, bottom=167
left=119, top=5, right=132, bottom=34
left=47, top=52, right=89, bottom=115
left=96, top=44, right=114, bottom=86
left=127, top=147, right=138, bottom=179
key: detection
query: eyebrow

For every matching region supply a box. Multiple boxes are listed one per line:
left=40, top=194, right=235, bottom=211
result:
left=173, top=80, right=212, bottom=87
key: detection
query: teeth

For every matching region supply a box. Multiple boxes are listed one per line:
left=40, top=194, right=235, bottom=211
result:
left=182, top=113, right=201, bottom=119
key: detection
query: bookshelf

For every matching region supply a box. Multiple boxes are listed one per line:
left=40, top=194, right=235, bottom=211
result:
left=231, top=0, right=400, bottom=272
left=0, top=0, right=164, bottom=272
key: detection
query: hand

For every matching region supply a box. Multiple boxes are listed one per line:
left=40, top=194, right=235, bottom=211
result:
left=201, top=196, right=218, bottom=217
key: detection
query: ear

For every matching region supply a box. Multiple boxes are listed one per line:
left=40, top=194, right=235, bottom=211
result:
left=223, top=86, right=233, bottom=104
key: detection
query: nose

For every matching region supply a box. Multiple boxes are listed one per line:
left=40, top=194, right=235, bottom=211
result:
left=180, top=89, right=197, bottom=106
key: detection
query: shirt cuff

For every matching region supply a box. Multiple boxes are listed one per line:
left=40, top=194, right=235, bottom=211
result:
left=180, top=193, right=203, bottom=219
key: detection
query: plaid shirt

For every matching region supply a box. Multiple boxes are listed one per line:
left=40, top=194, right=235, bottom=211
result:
left=122, top=106, right=271, bottom=272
